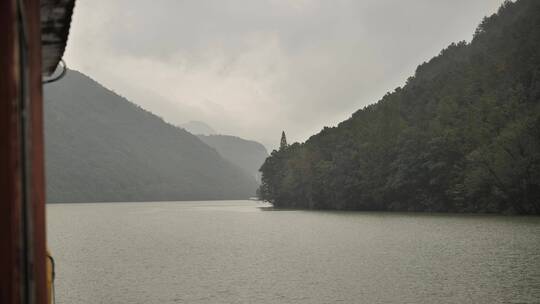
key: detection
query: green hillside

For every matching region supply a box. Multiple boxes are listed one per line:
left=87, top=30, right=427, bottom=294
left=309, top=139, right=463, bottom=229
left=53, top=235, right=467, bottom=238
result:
left=44, top=70, right=258, bottom=202
left=259, top=0, right=540, bottom=214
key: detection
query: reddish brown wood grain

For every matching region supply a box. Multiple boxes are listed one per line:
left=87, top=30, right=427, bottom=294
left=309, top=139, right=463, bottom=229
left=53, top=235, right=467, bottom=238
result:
left=0, top=0, right=23, bottom=303
left=1, top=0, right=48, bottom=303
left=24, top=0, right=48, bottom=302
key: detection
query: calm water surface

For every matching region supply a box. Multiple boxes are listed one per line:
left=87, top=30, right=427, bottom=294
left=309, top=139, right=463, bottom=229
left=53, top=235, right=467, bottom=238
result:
left=47, top=200, right=540, bottom=304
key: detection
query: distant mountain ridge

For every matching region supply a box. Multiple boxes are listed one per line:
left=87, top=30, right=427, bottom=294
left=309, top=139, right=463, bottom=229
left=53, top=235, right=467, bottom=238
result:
left=177, top=121, right=269, bottom=180
left=198, top=134, right=268, bottom=181
left=44, top=70, right=258, bottom=203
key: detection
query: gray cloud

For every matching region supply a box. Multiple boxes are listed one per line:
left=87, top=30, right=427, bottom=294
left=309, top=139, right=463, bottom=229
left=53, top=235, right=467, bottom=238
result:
left=65, top=0, right=506, bottom=149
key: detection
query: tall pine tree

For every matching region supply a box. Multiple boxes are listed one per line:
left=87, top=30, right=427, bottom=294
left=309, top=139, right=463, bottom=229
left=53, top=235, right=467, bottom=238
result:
left=280, top=131, right=288, bottom=150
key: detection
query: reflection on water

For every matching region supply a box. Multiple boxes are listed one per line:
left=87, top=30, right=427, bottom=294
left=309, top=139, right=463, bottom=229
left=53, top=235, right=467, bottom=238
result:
left=48, top=200, right=540, bottom=304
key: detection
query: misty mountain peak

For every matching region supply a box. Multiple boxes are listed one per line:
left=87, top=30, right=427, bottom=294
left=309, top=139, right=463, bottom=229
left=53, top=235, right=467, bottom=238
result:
left=180, top=121, right=217, bottom=135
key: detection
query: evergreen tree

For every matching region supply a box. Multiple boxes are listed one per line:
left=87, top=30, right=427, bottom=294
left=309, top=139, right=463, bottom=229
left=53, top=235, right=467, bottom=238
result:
left=280, top=131, right=288, bottom=150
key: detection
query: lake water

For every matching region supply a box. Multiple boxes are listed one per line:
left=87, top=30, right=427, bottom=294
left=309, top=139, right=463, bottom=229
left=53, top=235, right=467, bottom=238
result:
left=47, top=200, right=540, bottom=304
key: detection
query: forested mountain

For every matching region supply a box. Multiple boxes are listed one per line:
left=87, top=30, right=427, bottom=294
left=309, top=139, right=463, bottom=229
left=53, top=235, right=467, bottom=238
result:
left=44, top=70, right=258, bottom=203
left=198, top=134, right=268, bottom=181
left=259, top=0, right=540, bottom=214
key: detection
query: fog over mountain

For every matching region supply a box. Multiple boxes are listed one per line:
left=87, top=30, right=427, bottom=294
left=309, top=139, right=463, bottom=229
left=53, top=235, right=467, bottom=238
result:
left=44, top=70, right=258, bottom=203
left=64, top=0, right=506, bottom=149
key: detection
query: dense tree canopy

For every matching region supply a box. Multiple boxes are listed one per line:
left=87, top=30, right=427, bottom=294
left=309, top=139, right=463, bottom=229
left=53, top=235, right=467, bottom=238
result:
left=259, top=0, right=540, bottom=214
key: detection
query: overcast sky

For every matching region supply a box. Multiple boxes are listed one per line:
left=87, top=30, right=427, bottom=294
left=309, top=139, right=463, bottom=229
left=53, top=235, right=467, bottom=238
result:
left=64, top=0, right=506, bottom=150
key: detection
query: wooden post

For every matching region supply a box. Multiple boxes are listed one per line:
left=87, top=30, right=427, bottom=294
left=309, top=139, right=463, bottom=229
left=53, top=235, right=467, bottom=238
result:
left=0, top=0, right=24, bottom=302
left=24, top=0, right=48, bottom=302
left=0, top=0, right=47, bottom=303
